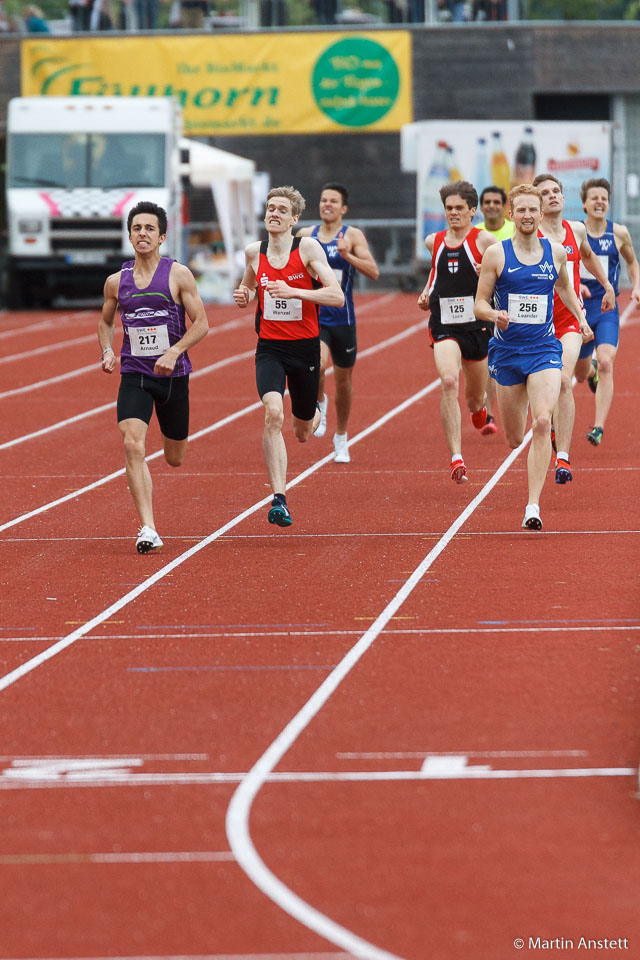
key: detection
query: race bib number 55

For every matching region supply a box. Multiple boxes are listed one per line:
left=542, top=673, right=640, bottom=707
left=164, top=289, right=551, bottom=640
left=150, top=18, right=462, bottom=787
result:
left=129, top=324, right=170, bottom=356
left=264, top=291, right=303, bottom=322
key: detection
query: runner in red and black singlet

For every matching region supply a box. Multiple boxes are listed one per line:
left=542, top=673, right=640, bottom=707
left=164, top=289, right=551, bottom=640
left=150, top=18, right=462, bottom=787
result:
left=417, top=180, right=498, bottom=485
left=98, top=200, right=209, bottom=554
left=233, top=186, right=344, bottom=529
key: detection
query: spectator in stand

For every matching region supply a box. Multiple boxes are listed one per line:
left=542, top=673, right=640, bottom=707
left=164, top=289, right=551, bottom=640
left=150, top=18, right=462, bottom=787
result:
left=91, top=0, right=115, bottom=28
left=311, top=0, right=337, bottom=23
left=180, top=0, right=207, bottom=27
left=473, top=0, right=507, bottom=19
left=25, top=4, right=50, bottom=30
left=261, top=0, right=286, bottom=26
left=69, top=0, right=92, bottom=30
left=134, top=0, right=159, bottom=28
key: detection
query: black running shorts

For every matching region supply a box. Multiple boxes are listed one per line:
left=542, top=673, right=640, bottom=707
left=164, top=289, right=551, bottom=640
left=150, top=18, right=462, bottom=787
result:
left=319, top=322, right=357, bottom=368
left=117, top=372, right=190, bottom=441
left=255, top=337, right=320, bottom=422
left=429, top=324, right=491, bottom=362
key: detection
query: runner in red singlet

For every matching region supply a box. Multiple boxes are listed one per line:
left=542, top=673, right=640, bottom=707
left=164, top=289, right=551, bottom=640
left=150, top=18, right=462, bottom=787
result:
left=233, top=185, right=344, bottom=528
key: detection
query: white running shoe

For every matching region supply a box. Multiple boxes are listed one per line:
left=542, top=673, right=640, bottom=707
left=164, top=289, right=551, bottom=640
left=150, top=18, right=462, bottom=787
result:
left=521, top=504, right=542, bottom=531
left=333, top=432, right=350, bottom=463
left=136, top=525, right=164, bottom=554
left=314, top=394, right=328, bottom=438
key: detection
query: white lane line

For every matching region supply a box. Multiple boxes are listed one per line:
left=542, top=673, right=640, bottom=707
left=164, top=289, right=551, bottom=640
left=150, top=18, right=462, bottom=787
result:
left=0, top=850, right=236, bottom=864
left=0, top=399, right=262, bottom=532
left=0, top=379, right=439, bottom=694
left=0, top=333, right=95, bottom=365
left=620, top=299, right=637, bottom=326
left=6, top=624, right=640, bottom=643
left=0, top=401, right=116, bottom=450
left=0, top=362, right=99, bottom=400
left=0, top=349, right=255, bottom=449
left=3, top=528, right=640, bottom=542
left=1, top=766, right=632, bottom=791
left=0, top=310, right=95, bottom=341
left=0, top=320, right=428, bottom=531
left=338, top=749, right=590, bottom=759
left=0, top=314, right=252, bottom=396
left=224, top=434, right=537, bottom=960
left=0, top=954, right=351, bottom=960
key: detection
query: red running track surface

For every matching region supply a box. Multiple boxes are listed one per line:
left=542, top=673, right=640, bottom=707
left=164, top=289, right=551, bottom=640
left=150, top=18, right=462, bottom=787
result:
left=0, top=292, right=638, bottom=960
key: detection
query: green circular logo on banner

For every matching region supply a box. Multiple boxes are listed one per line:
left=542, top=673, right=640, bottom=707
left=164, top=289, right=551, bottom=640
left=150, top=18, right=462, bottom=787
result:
left=312, top=37, right=400, bottom=128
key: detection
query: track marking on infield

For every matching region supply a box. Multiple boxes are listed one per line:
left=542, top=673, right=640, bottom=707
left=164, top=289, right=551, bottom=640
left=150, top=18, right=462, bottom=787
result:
left=0, top=378, right=440, bottom=694
left=0, top=319, right=428, bottom=530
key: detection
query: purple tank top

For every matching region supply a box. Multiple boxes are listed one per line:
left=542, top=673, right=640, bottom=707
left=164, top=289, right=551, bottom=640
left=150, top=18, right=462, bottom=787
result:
left=118, top=257, right=192, bottom=377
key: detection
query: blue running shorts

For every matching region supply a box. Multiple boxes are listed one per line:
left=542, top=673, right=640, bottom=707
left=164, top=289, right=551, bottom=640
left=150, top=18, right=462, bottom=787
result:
left=580, top=299, right=620, bottom=359
left=488, top=339, right=563, bottom=387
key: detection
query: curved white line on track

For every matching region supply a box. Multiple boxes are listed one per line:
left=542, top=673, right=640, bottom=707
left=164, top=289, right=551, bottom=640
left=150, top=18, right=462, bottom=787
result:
left=0, top=320, right=427, bottom=529
left=224, top=434, right=533, bottom=960
left=0, top=380, right=439, bottom=693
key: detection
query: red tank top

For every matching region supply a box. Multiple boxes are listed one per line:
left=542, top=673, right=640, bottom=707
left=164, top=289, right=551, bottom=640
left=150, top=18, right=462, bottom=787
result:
left=255, top=237, right=320, bottom=340
left=538, top=220, right=583, bottom=328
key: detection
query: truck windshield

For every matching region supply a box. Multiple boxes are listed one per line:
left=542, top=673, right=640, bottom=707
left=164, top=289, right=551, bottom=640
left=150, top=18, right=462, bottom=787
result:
left=9, top=133, right=166, bottom=189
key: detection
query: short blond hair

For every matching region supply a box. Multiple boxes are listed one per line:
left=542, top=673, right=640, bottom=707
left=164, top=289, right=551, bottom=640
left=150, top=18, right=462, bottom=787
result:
left=266, top=185, right=306, bottom=219
left=508, top=183, right=542, bottom=212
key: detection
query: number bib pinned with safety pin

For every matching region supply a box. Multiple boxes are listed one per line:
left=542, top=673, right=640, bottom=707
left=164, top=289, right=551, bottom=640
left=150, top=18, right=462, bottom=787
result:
left=129, top=324, right=170, bottom=356
left=264, top=291, right=303, bottom=322
left=439, top=296, right=476, bottom=325
left=507, top=293, right=548, bottom=324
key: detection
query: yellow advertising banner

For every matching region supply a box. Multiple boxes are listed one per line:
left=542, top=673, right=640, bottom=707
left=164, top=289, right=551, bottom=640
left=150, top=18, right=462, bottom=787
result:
left=21, top=32, right=412, bottom=136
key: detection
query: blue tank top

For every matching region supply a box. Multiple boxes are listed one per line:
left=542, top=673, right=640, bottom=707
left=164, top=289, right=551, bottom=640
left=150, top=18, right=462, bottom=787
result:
left=118, top=257, right=191, bottom=377
left=493, top=238, right=558, bottom=350
left=311, top=224, right=355, bottom=327
left=581, top=219, right=620, bottom=297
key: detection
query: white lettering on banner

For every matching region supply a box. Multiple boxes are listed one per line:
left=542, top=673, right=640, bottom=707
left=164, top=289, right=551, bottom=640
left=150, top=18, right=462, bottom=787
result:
left=508, top=293, right=548, bottom=324
left=129, top=324, right=170, bottom=356
left=440, top=296, right=475, bottom=325
left=264, top=291, right=303, bottom=322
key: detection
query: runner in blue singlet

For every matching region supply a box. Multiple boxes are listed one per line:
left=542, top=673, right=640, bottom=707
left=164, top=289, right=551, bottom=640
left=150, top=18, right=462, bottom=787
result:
left=475, top=184, right=589, bottom=532
left=574, top=177, right=640, bottom=446
left=296, top=183, right=379, bottom=464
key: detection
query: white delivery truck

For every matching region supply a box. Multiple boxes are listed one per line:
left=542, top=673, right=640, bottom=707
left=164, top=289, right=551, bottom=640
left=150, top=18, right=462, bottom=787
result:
left=5, top=96, right=183, bottom=307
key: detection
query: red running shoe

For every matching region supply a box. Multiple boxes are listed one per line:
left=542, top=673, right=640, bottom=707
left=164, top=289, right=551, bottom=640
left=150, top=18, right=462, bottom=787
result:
left=451, top=458, right=468, bottom=484
left=471, top=407, right=488, bottom=430
left=481, top=414, right=497, bottom=435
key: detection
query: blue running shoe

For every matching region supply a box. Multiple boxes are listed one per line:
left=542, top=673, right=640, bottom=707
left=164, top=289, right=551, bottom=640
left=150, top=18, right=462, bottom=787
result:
left=555, top=458, right=572, bottom=484
left=268, top=500, right=292, bottom=527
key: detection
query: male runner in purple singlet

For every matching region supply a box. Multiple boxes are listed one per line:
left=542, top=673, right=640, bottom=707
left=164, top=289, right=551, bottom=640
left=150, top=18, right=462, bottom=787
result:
left=98, top=201, right=209, bottom=553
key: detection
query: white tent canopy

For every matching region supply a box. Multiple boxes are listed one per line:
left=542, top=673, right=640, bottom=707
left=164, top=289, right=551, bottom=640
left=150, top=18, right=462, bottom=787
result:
left=181, top=137, right=256, bottom=302
left=180, top=137, right=255, bottom=185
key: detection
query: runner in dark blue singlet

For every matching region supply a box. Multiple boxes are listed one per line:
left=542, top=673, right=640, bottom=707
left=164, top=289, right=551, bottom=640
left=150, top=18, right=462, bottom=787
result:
left=574, top=178, right=640, bottom=446
left=297, top=183, right=379, bottom=464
